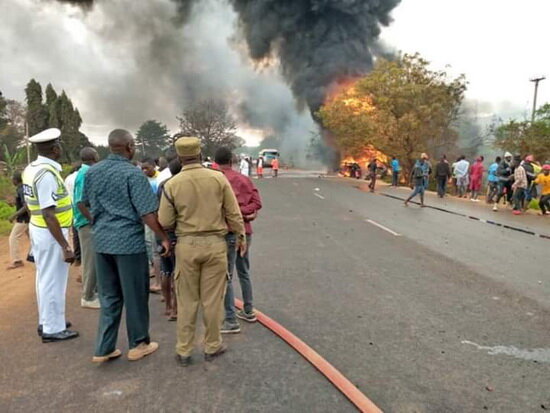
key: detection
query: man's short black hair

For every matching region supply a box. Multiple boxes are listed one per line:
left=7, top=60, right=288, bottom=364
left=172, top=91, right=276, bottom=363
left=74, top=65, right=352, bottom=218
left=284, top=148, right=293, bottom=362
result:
left=214, top=147, right=233, bottom=165
left=495, top=156, right=502, bottom=163
left=141, top=157, right=155, bottom=166
left=168, top=158, right=182, bottom=175
left=164, top=148, right=177, bottom=163
left=12, top=171, right=22, bottom=183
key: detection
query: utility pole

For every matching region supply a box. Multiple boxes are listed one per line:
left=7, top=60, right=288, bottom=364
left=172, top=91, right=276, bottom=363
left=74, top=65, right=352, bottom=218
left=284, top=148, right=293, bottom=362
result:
left=530, top=76, right=546, bottom=123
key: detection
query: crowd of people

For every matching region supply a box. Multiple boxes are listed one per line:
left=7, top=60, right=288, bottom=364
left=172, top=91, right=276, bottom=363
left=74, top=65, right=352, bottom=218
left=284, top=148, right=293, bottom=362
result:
left=8, top=127, right=265, bottom=367
left=339, top=152, right=550, bottom=215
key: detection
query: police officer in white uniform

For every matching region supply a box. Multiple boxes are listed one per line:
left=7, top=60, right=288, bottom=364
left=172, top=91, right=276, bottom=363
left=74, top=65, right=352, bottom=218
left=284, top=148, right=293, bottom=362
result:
left=22, top=128, right=79, bottom=342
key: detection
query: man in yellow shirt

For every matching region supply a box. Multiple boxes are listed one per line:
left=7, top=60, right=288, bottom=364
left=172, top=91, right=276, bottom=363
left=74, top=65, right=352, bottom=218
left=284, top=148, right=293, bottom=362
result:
left=534, top=164, right=550, bottom=215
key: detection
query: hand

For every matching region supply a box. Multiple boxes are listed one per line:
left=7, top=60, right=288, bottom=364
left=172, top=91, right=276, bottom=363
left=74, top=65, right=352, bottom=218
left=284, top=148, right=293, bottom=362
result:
left=160, top=239, right=171, bottom=258
left=8, top=214, right=15, bottom=223
left=63, top=246, right=75, bottom=264
left=244, top=211, right=257, bottom=222
left=237, top=238, right=247, bottom=257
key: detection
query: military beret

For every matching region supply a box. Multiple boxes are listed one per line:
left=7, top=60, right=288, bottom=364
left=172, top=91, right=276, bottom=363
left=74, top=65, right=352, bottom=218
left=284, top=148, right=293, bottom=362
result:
left=175, top=137, right=201, bottom=157
left=29, top=128, right=61, bottom=144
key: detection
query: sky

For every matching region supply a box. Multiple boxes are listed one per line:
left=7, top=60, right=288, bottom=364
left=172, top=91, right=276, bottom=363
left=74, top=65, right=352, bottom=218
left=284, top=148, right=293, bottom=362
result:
left=1, top=0, right=549, bottom=147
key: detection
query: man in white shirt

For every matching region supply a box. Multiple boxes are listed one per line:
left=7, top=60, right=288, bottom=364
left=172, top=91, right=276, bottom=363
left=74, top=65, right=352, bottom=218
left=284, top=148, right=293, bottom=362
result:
left=22, top=128, right=79, bottom=342
left=454, top=156, right=470, bottom=198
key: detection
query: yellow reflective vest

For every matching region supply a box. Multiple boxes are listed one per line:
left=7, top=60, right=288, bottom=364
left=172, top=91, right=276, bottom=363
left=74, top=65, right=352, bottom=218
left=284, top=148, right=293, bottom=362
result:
left=22, top=163, right=73, bottom=228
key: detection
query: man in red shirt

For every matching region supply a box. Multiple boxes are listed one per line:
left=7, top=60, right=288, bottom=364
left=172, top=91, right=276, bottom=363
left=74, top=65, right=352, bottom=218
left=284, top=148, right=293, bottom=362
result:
left=215, top=147, right=262, bottom=333
left=271, top=157, right=280, bottom=177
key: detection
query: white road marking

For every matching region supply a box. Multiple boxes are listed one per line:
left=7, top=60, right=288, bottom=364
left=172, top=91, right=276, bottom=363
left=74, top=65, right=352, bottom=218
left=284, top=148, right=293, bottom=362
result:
left=461, top=340, right=550, bottom=363
left=314, top=193, right=325, bottom=200
left=366, top=219, right=401, bottom=236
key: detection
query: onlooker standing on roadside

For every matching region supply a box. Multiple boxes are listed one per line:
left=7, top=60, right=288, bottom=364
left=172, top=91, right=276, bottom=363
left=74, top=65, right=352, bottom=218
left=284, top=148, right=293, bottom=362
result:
left=64, top=162, right=82, bottom=267
left=215, top=147, right=262, bottom=334
left=73, top=147, right=100, bottom=309
left=159, top=137, right=246, bottom=367
left=390, top=156, right=400, bottom=187
left=535, top=164, right=550, bottom=215
left=494, top=152, right=514, bottom=210
left=435, top=155, right=451, bottom=198
left=487, top=156, right=501, bottom=204
left=367, top=158, right=378, bottom=192
left=84, top=129, right=170, bottom=363
left=454, top=155, right=470, bottom=198
left=469, top=156, right=485, bottom=202
left=511, top=155, right=528, bottom=215
left=7, top=172, right=30, bottom=270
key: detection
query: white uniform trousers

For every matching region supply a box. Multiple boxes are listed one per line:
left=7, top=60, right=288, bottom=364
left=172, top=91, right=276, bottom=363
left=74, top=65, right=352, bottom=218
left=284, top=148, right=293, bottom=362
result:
left=30, top=226, right=70, bottom=334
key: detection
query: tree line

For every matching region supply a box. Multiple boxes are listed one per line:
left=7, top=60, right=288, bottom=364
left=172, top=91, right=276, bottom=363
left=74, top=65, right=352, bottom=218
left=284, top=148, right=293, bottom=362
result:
left=318, top=53, right=550, bottom=175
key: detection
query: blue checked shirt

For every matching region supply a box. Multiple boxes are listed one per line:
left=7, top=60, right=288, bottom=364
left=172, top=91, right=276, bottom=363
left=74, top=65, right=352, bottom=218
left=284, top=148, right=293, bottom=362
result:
left=83, top=154, right=159, bottom=255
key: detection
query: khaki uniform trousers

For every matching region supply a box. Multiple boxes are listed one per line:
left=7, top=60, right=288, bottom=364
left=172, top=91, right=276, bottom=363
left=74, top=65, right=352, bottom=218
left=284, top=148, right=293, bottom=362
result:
left=175, top=235, right=227, bottom=357
left=9, top=222, right=28, bottom=263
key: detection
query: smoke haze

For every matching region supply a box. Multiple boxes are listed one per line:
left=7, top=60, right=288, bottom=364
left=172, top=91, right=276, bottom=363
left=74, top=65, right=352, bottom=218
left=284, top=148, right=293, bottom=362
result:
left=1, top=0, right=401, bottom=165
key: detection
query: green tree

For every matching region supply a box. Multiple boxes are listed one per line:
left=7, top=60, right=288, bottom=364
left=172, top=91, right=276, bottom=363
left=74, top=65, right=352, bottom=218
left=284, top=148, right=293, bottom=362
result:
left=177, top=99, right=245, bottom=157
left=25, top=79, right=48, bottom=136
left=135, top=120, right=170, bottom=158
left=0, top=93, right=26, bottom=162
left=493, top=103, right=550, bottom=163
left=319, top=53, right=467, bottom=175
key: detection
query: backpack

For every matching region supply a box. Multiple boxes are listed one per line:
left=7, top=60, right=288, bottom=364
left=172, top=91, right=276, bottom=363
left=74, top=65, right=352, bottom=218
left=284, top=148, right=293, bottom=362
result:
left=413, top=165, right=424, bottom=180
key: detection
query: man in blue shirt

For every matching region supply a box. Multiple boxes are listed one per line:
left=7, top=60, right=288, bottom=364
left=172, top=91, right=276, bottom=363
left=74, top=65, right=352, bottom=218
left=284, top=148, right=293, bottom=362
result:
left=390, top=156, right=400, bottom=187
left=74, top=147, right=100, bottom=309
left=487, top=156, right=501, bottom=205
left=83, top=129, right=170, bottom=363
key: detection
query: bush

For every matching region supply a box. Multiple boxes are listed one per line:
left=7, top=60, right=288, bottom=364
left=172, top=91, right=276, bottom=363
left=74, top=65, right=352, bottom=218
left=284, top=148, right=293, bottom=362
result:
left=0, top=200, right=15, bottom=220
left=0, top=220, right=12, bottom=236
left=0, top=175, right=14, bottom=201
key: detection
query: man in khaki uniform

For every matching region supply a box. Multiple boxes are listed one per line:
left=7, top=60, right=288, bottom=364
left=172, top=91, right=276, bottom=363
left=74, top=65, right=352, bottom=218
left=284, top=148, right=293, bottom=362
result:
left=159, top=137, right=246, bottom=367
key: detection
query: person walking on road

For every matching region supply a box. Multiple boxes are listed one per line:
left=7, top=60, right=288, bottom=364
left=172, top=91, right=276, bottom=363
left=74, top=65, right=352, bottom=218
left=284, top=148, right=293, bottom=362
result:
left=435, top=155, right=451, bottom=198
left=73, top=147, right=100, bottom=309
left=454, top=155, right=470, bottom=198
left=535, top=164, right=550, bottom=215
left=494, top=152, right=514, bottom=210
left=487, top=156, right=501, bottom=204
left=7, top=172, right=30, bottom=270
left=83, top=129, right=170, bottom=363
left=367, top=158, right=378, bottom=192
left=522, top=155, right=537, bottom=209
left=215, top=147, right=262, bottom=334
left=390, top=156, right=400, bottom=187
left=158, top=137, right=246, bottom=367
left=271, top=157, right=280, bottom=177
left=257, top=157, right=264, bottom=178
left=404, top=155, right=431, bottom=207
left=511, top=155, right=528, bottom=215
left=469, top=156, right=485, bottom=202
left=22, top=128, right=79, bottom=343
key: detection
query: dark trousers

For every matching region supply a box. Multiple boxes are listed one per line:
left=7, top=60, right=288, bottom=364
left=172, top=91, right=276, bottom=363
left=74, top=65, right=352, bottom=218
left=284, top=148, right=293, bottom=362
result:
left=94, top=252, right=150, bottom=356
left=513, top=188, right=526, bottom=211
left=496, top=181, right=513, bottom=204
left=224, top=233, right=253, bottom=320
left=368, top=173, right=377, bottom=191
left=436, top=176, right=447, bottom=197
left=539, top=195, right=550, bottom=214
left=72, top=226, right=81, bottom=262
left=392, top=171, right=399, bottom=186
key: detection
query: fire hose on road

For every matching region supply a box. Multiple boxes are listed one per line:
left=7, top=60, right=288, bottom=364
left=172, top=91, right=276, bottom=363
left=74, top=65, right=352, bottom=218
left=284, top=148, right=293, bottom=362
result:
left=234, top=299, right=383, bottom=413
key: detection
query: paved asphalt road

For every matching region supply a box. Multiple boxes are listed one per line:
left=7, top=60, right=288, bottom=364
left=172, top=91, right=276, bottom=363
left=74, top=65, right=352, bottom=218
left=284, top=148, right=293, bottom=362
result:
left=1, top=172, right=549, bottom=412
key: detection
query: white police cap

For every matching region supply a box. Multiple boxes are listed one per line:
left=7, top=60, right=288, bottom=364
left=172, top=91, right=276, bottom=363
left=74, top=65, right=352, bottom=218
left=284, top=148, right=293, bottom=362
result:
left=29, top=128, right=61, bottom=144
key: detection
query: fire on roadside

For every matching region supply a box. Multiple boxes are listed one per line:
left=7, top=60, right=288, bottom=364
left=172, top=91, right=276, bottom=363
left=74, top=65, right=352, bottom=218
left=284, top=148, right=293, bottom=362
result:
left=338, top=148, right=388, bottom=178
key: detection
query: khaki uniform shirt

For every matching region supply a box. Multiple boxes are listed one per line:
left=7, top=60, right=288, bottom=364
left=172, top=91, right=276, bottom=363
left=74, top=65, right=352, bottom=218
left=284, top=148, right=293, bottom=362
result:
left=158, top=163, right=246, bottom=240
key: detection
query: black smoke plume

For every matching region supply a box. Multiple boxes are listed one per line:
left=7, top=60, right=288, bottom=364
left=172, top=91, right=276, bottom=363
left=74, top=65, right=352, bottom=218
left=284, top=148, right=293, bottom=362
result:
left=228, top=0, right=401, bottom=112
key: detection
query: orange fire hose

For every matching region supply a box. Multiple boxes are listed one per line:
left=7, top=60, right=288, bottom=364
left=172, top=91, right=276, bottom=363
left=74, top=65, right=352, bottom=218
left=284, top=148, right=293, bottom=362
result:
left=234, top=299, right=383, bottom=413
